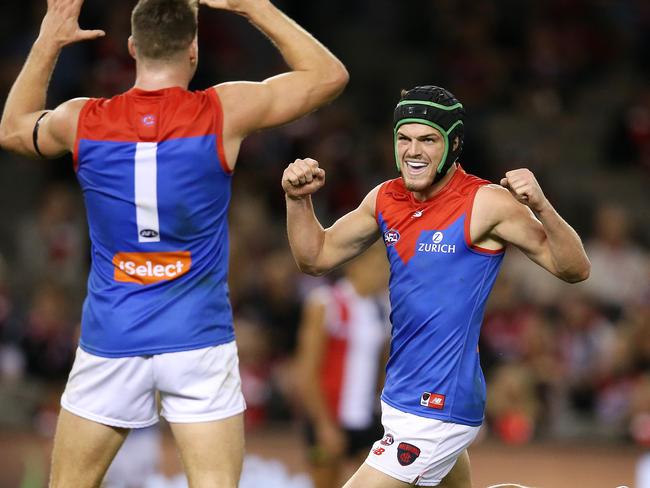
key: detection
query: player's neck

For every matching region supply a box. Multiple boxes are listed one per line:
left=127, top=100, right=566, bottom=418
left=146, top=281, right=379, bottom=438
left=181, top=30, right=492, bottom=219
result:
left=411, top=164, right=458, bottom=202
left=133, top=63, right=192, bottom=91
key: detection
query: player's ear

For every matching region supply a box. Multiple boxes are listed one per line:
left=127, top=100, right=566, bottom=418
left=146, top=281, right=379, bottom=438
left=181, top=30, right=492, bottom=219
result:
left=452, top=136, right=460, bottom=152
left=127, top=36, right=137, bottom=60
left=189, top=37, right=198, bottom=66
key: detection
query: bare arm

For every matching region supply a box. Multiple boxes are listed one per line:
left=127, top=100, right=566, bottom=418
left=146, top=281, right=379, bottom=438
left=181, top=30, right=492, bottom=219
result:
left=282, top=158, right=381, bottom=276
left=201, top=0, right=349, bottom=168
left=473, top=169, right=590, bottom=283
left=0, top=0, right=104, bottom=157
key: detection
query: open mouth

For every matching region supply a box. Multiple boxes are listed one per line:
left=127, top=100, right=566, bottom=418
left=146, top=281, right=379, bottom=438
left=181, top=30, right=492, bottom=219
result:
left=404, top=160, right=429, bottom=175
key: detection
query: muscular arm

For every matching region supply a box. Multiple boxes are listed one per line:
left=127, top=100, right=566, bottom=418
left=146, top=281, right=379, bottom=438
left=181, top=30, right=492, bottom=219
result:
left=0, top=0, right=103, bottom=157
left=206, top=0, right=348, bottom=167
left=284, top=160, right=381, bottom=275
left=472, top=169, right=590, bottom=283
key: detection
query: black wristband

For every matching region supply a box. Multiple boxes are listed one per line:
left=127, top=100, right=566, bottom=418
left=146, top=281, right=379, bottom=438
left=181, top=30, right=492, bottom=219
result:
left=32, top=111, right=50, bottom=159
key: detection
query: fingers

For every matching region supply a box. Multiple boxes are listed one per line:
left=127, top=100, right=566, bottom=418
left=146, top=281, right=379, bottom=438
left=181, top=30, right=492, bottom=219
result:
left=284, top=158, right=322, bottom=186
left=282, top=158, right=326, bottom=197
left=501, top=168, right=547, bottom=211
left=78, top=29, right=106, bottom=40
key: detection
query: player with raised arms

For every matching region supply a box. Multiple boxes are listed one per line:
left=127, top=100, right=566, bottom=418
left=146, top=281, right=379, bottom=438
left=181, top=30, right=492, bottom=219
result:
left=282, top=85, right=590, bottom=487
left=0, top=0, right=348, bottom=486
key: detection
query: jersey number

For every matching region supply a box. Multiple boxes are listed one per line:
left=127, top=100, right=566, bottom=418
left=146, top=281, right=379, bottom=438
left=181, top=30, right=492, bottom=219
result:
left=134, top=142, right=161, bottom=243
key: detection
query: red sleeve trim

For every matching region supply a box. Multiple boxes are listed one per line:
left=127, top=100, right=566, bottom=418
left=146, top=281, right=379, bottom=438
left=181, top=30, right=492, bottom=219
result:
left=73, top=99, right=93, bottom=173
left=464, top=184, right=505, bottom=255
left=206, top=88, right=232, bottom=175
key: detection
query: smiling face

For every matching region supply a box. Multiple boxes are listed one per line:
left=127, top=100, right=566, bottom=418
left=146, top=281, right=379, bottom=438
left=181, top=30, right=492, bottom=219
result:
left=395, top=123, right=448, bottom=194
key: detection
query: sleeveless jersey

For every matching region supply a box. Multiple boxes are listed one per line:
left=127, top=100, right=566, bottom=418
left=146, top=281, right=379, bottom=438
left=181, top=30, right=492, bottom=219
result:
left=74, top=87, right=234, bottom=358
left=376, top=167, right=505, bottom=426
left=312, top=279, right=389, bottom=429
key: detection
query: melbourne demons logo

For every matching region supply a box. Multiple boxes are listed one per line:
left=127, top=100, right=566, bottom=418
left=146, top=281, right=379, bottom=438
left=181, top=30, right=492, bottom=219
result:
left=397, top=442, right=421, bottom=466
left=142, top=114, right=156, bottom=126
left=383, top=229, right=400, bottom=247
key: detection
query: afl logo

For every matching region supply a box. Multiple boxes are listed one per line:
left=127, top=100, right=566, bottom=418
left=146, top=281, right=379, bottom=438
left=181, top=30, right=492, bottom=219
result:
left=140, top=229, right=159, bottom=238
left=142, top=114, right=156, bottom=126
left=432, top=231, right=444, bottom=244
left=383, top=229, right=400, bottom=247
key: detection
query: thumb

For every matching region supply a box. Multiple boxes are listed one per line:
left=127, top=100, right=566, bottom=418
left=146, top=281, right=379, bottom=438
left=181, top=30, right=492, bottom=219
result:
left=500, top=177, right=509, bottom=187
left=79, top=29, right=106, bottom=40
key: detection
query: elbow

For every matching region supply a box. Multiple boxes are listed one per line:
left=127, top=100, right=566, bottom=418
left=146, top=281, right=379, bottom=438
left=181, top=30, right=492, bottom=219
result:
left=0, top=125, right=11, bottom=152
left=561, top=261, right=591, bottom=284
left=321, top=63, right=349, bottom=100
left=297, top=262, right=328, bottom=277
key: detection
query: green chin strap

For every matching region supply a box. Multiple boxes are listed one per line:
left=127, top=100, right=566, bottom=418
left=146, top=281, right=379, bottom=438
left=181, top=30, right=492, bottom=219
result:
left=393, top=118, right=463, bottom=173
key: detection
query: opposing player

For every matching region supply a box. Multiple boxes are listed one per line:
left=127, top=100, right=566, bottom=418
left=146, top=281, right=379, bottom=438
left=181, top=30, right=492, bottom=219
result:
left=295, top=242, right=390, bottom=488
left=0, top=0, right=348, bottom=486
left=282, top=85, right=590, bottom=487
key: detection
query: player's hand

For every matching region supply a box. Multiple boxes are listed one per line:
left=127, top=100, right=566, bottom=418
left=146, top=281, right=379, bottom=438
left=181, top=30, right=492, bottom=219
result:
left=500, top=168, right=549, bottom=213
left=316, top=421, right=346, bottom=459
left=199, top=0, right=269, bottom=15
left=282, top=158, right=326, bottom=200
left=39, top=0, right=105, bottom=48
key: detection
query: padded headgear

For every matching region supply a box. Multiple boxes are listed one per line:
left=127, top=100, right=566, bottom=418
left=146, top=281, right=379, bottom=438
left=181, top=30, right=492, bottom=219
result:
left=393, top=86, right=465, bottom=180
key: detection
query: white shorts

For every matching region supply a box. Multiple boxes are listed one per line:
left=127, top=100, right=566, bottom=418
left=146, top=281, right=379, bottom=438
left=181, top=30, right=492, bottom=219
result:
left=365, top=401, right=480, bottom=487
left=61, top=341, right=246, bottom=428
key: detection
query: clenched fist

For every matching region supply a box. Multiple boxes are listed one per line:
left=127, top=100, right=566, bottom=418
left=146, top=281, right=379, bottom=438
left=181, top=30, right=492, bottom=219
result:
left=282, top=158, right=326, bottom=199
left=500, top=168, right=548, bottom=213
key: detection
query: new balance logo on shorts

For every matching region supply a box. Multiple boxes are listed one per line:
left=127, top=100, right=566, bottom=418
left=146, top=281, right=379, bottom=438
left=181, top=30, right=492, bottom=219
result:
left=421, top=392, right=445, bottom=409
left=113, top=251, right=192, bottom=285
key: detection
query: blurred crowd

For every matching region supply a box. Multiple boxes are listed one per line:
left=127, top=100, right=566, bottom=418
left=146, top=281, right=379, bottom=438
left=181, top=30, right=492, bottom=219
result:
left=0, top=0, right=648, bottom=453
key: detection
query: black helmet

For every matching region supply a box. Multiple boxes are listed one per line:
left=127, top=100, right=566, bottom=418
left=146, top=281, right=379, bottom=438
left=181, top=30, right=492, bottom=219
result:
left=393, top=85, right=465, bottom=181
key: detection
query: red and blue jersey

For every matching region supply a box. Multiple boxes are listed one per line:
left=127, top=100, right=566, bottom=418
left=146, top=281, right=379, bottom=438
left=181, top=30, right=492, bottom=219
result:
left=74, top=87, right=234, bottom=357
left=376, top=167, right=504, bottom=426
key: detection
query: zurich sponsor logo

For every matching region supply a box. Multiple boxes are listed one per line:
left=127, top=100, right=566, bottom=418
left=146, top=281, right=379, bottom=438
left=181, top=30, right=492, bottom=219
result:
left=418, top=231, right=456, bottom=254
left=384, top=229, right=400, bottom=247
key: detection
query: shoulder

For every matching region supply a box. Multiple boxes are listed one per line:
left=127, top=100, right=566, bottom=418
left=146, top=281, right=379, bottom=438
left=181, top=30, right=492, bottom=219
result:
left=46, top=98, right=91, bottom=148
left=474, top=183, right=529, bottom=226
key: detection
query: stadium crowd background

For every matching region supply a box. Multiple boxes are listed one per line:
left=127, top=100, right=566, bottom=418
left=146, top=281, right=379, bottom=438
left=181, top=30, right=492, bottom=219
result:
left=0, top=0, right=648, bottom=484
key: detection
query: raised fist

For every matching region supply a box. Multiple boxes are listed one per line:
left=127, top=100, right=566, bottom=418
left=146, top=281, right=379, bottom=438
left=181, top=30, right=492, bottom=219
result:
left=282, top=158, right=326, bottom=199
left=500, top=168, right=548, bottom=213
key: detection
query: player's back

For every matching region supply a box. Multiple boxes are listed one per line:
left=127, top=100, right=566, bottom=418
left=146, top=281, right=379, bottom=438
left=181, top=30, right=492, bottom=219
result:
left=74, top=87, right=234, bottom=358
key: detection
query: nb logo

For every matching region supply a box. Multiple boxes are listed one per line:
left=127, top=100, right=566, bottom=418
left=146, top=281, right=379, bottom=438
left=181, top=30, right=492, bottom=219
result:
left=140, top=229, right=159, bottom=238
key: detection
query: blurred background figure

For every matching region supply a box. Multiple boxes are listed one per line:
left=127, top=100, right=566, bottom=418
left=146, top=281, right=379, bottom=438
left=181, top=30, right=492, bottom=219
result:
left=295, top=243, right=390, bottom=488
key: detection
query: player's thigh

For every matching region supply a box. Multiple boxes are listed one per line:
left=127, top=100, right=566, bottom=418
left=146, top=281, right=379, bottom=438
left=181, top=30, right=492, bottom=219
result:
left=344, top=462, right=413, bottom=488
left=50, top=409, right=128, bottom=488
left=169, top=413, right=244, bottom=488
left=438, top=450, right=471, bottom=488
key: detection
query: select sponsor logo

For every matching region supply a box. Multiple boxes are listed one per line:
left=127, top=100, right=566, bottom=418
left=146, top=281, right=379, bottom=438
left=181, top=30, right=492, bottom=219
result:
left=417, top=231, right=456, bottom=254
left=113, top=251, right=191, bottom=285
left=421, top=392, right=445, bottom=410
left=383, top=229, right=401, bottom=247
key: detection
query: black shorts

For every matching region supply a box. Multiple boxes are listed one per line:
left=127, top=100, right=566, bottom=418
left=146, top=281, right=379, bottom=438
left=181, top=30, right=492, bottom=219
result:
left=304, top=417, right=383, bottom=459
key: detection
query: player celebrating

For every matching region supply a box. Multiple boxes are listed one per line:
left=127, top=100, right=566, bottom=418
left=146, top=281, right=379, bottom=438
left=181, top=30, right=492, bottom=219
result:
left=0, top=0, right=348, bottom=487
left=282, top=85, right=590, bottom=487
